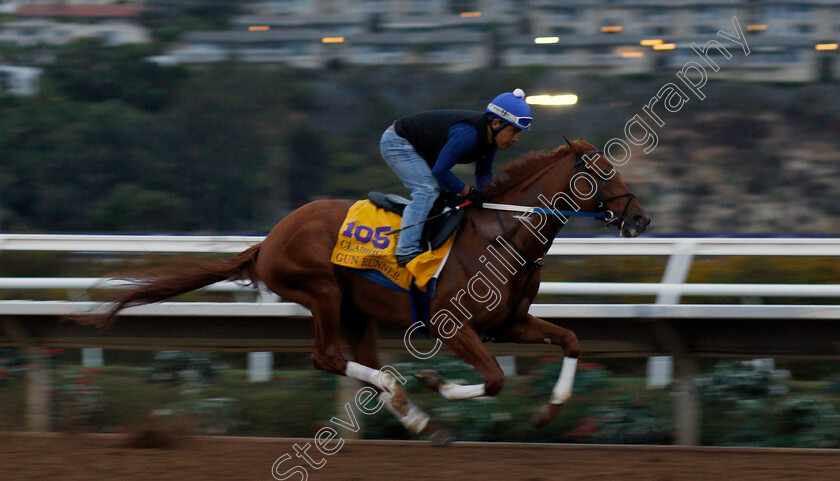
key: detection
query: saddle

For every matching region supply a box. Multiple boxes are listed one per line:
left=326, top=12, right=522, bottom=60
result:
left=368, top=191, right=465, bottom=251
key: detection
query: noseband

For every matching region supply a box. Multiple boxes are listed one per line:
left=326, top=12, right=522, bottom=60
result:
left=574, top=151, right=635, bottom=228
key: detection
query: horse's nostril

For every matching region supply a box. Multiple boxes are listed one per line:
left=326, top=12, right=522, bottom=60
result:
left=633, top=215, right=650, bottom=227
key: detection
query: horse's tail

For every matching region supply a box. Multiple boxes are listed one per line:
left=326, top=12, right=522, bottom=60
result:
left=75, top=243, right=262, bottom=328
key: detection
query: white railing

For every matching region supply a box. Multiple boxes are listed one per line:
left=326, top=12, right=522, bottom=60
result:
left=0, top=235, right=839, bottom=302
left=4, top=234, right=839, bottom=255
left=3, top=300, right=840, bottom=321
left=0, top=277, right=249, bottom=291
left=547, top=237, right=840, bottom=256
left=0, top=234, right=262, bottom=253
left=5, top=234, right=837, bottom=447
left=0, top=278, right=838, bottom=299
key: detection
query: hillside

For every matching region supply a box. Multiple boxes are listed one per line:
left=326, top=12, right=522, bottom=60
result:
left=1, top=55, right=838, bottom=234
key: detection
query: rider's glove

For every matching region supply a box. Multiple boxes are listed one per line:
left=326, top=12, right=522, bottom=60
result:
left=465, top=187, right=487, bottom=208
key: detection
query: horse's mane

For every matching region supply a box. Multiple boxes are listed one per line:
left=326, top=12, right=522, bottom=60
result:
left=486, top=139, right=594, bottom=196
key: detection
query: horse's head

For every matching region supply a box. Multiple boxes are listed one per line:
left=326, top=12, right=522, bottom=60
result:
left=563, top=137, right=650, bottom=237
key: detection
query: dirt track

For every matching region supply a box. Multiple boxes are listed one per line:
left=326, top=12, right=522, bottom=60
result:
left=3, top=433, right=840, bottom=480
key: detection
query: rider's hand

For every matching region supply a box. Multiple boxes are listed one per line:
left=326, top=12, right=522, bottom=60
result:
left=466, top=187, right=487, bottom=208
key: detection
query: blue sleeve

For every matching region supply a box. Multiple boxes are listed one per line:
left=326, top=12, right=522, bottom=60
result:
left=431, top=122, right=478, bottom=194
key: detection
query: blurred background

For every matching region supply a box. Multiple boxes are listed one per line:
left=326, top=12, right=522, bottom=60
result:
left=1, top=0, right=840, bottom=450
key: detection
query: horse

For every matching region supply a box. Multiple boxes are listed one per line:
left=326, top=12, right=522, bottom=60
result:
left=76, top=136, right=649, bottom=444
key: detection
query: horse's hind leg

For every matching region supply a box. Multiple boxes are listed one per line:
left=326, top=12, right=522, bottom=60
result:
left=302, top=287, right=430, bottom=435
left=339, top=306, right=382, bottom=371
left=307, top=289, right=350, bottom=376
left=341, top=307, right=451, bottom=444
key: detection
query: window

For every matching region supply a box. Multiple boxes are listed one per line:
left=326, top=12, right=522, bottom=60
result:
left=448, top=0, right=477, bottom=15
left=644, top=26, right=671, bottom=36
left=694, top=6, right=728, bottom=20
left=642, top=8, right=670, bottom=22
left=779, top=23, right=814, bottom=36
left=767, top=5, right=811, bottom=15
left=552, top=26, right=576, bottom=35
left=543, top=6, right=575, bottom=17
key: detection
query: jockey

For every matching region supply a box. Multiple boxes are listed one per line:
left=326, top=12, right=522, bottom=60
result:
left=381, top=88, right=532, bottom=266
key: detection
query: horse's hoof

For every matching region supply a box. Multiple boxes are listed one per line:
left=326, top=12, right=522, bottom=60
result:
left=427, top=427, right=454, bottom=446
left=414, top=370, right=444, bottom=393
left=532, top=403, right=561, bottom=428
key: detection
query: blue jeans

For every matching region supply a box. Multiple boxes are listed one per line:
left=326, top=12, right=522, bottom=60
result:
left=380, top=128, right=440, bottom=257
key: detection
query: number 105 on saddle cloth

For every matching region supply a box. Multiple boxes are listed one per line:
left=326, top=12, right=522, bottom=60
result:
left=330, top=200, right=455, bottom=292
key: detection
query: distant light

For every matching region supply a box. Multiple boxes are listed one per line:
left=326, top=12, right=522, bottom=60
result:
left=618, top=51, right=644, bottom=58
left=322, top=37, right=345, bottom=43
left=601, top=26, right=623, bottom=33
left=816, top=43, right=839, bottom=50
left=526, top=94, right=578, bottom=106
left=248, top=26, right=270, bottom=31
left=534, top=36, right=560, bottom=44
left=747, top=24, right=768, bottom=31
left=640, top=39, right=663, bottom=46
left=614, top=46, right=643, bottom=58
left=653, top=43, right=676, bottom=50
left=460, top=11, right=481, bottom=17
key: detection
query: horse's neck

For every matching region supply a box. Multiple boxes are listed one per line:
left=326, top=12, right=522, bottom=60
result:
left=495, top=153, right=576, bottom=207
left=490, top=156, right=576, bottom=260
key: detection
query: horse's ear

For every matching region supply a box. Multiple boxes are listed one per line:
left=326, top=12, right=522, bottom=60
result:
left=578, top=136, right=595, bottom=150
left=563, top=135, right=575, bottom=150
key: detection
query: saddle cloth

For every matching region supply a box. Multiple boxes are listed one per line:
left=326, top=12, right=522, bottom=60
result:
left=330, top=200, right=456, bottom=292
left=367, top=191, right=464, bottom=250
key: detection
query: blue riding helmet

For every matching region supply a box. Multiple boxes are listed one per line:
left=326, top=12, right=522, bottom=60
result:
left=486, top=88, right=532, bottom=131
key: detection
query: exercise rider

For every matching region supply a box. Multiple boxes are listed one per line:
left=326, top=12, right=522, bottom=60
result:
left=380, top=88, right=533, bottom=266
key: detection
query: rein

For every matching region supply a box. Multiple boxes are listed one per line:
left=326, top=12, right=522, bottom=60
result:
left=481, top=202, right=605, bottom=219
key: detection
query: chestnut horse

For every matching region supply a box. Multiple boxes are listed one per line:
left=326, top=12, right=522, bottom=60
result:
left=79, top=137, right=649, bottom=443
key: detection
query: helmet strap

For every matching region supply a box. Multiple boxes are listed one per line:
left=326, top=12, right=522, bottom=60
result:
left=487, top=116, right=507, bottom=142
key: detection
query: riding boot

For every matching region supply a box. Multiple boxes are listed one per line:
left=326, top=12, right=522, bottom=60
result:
left=396, top=252, right=420, bottom=267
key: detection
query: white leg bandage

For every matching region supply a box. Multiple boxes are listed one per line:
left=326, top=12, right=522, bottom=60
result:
left=550, top=357, right=578, bottom=405
left=347, top=362, right=428, bottom=433
left=380, top=392, right=429, bottom=434
left=345, top=361, right=397, bottom=392
left=439, top=383, right=486, bottom=400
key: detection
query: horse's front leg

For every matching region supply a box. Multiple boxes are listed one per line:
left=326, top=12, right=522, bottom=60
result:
left=415, top=324, right=505, bottom=400
left=493, top=314, right=580, bottom=427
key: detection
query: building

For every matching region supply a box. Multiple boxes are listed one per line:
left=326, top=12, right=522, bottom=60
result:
left=0, top=19, right=149, bottom=46
left=15, top=3, right=142, bottom=19
left=0, top=2, right=149, bottom=46
left=4, top=0, right=832, bottom=81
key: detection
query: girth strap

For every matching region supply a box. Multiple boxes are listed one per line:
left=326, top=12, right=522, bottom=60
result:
left=494, top=210, right=544, bottom=270
left=481, top=211, right=545, bottom=341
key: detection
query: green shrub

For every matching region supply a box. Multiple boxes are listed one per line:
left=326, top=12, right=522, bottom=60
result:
left=773, top=397, right=840, bottom=448
left=564, top=397, right=672, bottom=445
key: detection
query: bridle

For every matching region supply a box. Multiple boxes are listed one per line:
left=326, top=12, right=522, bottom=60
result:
left=573, top=150, right=635, bottom=229
left=485, top=148, right=638, bottom=263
